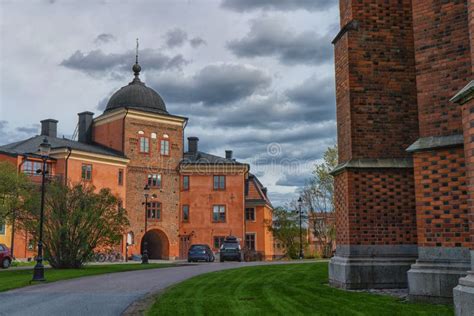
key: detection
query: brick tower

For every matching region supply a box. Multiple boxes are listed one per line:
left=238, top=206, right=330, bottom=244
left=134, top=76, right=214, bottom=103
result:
left=93, top=59, right=187, bottom=260
left=406, top=0, right=472, bottom=303
left=329, top=0, right=419, bottom=289
left=331, top=0, right=474, bottom=311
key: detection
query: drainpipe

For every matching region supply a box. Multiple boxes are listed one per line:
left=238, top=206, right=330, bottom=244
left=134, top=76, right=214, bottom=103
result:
left=64, top=147, right=72, bottom=185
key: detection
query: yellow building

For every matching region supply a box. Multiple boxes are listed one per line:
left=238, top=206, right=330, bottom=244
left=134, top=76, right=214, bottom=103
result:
left=0, top=223, right=12, bottom=248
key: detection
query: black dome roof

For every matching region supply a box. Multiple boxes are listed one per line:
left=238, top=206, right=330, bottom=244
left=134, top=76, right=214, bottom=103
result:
left=104, top=63, right=168, bottom=114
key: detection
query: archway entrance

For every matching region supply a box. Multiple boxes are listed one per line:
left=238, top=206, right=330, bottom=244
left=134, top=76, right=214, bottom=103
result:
left=141, top=229, right=170, bottom=260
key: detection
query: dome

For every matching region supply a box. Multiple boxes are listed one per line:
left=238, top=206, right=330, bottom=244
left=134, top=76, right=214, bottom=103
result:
left=104, top=63, right=168, bottom=114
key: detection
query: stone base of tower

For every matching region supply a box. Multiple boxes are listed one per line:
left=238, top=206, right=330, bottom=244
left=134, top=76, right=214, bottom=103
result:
left=329, top=245, right=417, bottom=289
left=453, top=251, right=474, bottom=316
left=408, top=247, right=471, bottom=304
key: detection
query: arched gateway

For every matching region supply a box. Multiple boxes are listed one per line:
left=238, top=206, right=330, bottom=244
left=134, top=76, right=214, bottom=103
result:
left=141, top=229, right=170, bottom=260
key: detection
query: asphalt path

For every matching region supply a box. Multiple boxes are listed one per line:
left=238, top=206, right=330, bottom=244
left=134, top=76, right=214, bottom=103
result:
left=0, top=261, right=312, bottom=316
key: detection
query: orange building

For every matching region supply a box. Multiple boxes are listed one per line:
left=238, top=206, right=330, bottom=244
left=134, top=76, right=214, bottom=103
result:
left=0, top=59, right=274, bottom=261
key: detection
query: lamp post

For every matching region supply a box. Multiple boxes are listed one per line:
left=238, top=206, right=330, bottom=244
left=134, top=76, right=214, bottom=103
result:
left=142, top=184, right=150, bottom=264
left=298, top=197, right=304, bottom=260
left=32, top=138, right=51, bottom=282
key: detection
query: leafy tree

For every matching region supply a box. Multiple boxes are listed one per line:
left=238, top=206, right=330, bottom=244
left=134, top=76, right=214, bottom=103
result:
left=20, top=182, right=129, bottom=268
left=268, top=206, right=307, bottom=259
left=0, top=162, right=34, bottom=224
left=0, top=161, right=36, bottom=257
left=298, top=144, right=337, bottom=258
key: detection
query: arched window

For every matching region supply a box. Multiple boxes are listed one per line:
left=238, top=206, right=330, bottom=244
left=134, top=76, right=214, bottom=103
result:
left=127, top=231, right=134, bottom=245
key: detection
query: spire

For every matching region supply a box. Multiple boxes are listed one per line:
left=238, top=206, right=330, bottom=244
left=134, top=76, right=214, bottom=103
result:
left=132, top=38, right=141, bottom=81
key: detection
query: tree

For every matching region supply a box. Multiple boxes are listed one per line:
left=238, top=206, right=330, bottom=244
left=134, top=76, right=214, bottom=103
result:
left=299, top=145, right=337, bottom=258
left=20, top=182, right=129, bottom=268
left=0, top=161, right=36, bottom=257
left=268, top=206, right=307, bottom=259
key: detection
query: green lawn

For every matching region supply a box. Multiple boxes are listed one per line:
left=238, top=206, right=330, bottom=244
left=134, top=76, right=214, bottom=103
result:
left=148, top=263, right=453, bottom=316
left=0, top=263, right=174, bottom=292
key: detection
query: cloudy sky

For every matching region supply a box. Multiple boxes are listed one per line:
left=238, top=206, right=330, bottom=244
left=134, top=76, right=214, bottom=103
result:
left=0, top=0, right=339, bottom=206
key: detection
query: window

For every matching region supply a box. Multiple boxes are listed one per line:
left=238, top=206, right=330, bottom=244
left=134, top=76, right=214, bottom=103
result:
left=147, top=174, right=162, bottom=188
left=139, top=137, right=150, bottom=153
left=81, top=164, right=92, bottom=180
left=212, top=205, right=226, bottom=222
left=118, top=169, right=124, bottom=186
left=183, top=176, right=189, bottom=191
left=245, top=233, right=256, bottom=250
left=147, top=202, right=161, bottom=220
left=213, top=175, right=225, bottom=190
left=213, top=236, right=225, bottom=249
left=160, top=139, right=170, bottom=155
left=22, top=160, right=51, bottom=176
left=245, top=208, right=256, bottom=221
left=0, top=224, right=5, bottom=235
left=182, top=205, right=189, bottom=222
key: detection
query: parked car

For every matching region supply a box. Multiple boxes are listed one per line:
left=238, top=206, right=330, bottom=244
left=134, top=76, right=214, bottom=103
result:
left=220, top=236, right=242, bottom=262
left=188, top=244, right=215, bottom=262
left=0, top=244, right=12, bottom=269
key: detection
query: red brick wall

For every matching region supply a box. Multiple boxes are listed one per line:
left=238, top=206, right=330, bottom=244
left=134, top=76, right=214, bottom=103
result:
left=412, top=0, right=471, bottom=137
left=470, top=0, right=474, bottom=73
left=413, top=148, right=470, bottom=248
left=93, top=118, right=124, bottom=152
left=123, top=116, right=183, bottom=259
left=462, top=99, right=474, bottom=250
left=335, top=0, right=418, bottom=161
left=335, top=169, right=417, bottom=246
left=334, top=171, right=350, bottom=245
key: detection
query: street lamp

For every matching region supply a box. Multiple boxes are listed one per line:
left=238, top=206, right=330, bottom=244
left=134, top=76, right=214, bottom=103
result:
left=142, top=184, right=150, bottom=264
left=32, top=137, right=51, bottom=282
left=298, top=197, right=304, bottom=260
left=142, top=185, right=157, bottom=264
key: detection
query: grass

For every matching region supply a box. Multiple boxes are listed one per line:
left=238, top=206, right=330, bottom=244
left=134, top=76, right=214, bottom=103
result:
left=0, top=263, right=174, bottom=292
left=148, top=263, right=453, bottom=316
left=11, top=261, right=40, bottom=267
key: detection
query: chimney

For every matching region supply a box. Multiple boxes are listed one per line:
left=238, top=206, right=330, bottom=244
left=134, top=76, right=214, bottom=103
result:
left=40, top=119, right=58, bottom=138
left=188, top=137, right=199, bottom=154
left=78, top=111, right=94, bottom=143
left=225, top=150, right=233, bottom=160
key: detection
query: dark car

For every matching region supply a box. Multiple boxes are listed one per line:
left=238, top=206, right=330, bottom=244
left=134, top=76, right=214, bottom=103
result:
left=219, top=236, right=242, bottom=262
left=0, top=243, right=12, bottom=269
left=188, top=244, right=215, bottom=262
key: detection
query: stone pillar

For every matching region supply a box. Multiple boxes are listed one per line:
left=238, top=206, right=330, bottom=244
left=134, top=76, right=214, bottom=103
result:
left=329, top=1, right=419, bottom=289
left=452, top=82, right=474, bottom=315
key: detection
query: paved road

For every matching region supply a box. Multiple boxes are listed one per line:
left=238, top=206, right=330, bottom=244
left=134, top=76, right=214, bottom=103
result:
left=0, top=261, right=311, bottom=316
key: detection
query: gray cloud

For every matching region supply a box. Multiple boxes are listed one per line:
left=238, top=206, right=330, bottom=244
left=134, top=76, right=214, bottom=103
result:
left=16, top=125, right=39, bottom=134
left=94, top=33, right=116, bottom=44
left=148, top=63, right=271, bottom=105
left=228, top=17, right=333, bottom=65
left=221, top=0, right=337, bottom=12
left=276, top=172, right=310, bottom=187
left=0, top=121, right=40, bottom=145
left=286, top=75, right=335, bottom=120
left=60, top=48, right=188, bottom=78
left=168, top=74, right=335, bottom=129
left=164, top=28, right=188, bottom=48
left=190, top=37, right=207, bottom=48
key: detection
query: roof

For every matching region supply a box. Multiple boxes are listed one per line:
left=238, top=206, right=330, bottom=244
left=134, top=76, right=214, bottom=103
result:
left=0, top=135, right=126, bottom=158
left=181, top=151, right=246, bottom=165
left=245, top=173, right=272, bottom=208
left=105, top=62, right=168, bottom=115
